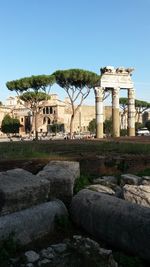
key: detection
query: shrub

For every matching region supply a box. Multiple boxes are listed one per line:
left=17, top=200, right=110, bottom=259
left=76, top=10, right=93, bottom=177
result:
left=74, top=175, right=92, bottom=194
left=114, top=252, right=143, bottom=267
left=0, top=233, right=19, bottom=267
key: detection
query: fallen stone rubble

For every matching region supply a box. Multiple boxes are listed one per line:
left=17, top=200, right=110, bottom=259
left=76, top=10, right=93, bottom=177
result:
left=0, top=160, right=149, bottom=266
left=9, top=235, right=118, bottom=267
left=90, top=173, right=150, bottom=208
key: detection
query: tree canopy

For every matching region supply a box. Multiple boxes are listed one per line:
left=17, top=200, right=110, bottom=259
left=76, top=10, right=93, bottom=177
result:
left=120, top=97, right=150, bottom=124
left=53, top=69, right=100, bottom=137
left=6, top=74, right=55, bottom=140
left=6, top=75, right=55, bottom=93
left=119, top=97, right=128, bottom=109
left=135, top=99, right=150, bottom=120
left=53, top=69, right=99, bottom=89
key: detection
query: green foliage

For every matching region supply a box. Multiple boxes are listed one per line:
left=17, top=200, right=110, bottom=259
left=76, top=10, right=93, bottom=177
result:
left=74, top=175, right=92, bottom=194
left=0, top=233, right=19, bottom=267
left=120, top=129, right=127, bottom=136
left=88, top=118, right=96, bottom=133
left=135, top=122, right=144, bottom=131
left=88, top=118, right=113, bottom=135
left=119, top=97, right=128, bottom=105
left=145, top=120, right=150, bottom=130
left=53, top=69, right=100, bottom=137
left=53, top=69, right=100, bottom=89
left=1, top=114, right=20, bottom=134
left=135, top=100, right=150, bottom=123
left=135, top=99, right=150, bottom=109
left=0, top=141, right=150, bottom=161
left=117, top=160, right=129, bottom=173
left=137, top=168, right=150, bottom=177
left=20, top=91, right=50, bottom=103
left=119, top=97, right=128, bottom=113
left=67, top=243, right=104, bottom=267
left=49, top=123, right=64, bottom=134
left=104, top=118, right=112, bottom=135
left=6, top=74, right=55, bottom=140
left=55, top=214, right=72, bottom=233
left=6, top=74, right=55, bottom=92
left=114, top=252, right=143, bottom=267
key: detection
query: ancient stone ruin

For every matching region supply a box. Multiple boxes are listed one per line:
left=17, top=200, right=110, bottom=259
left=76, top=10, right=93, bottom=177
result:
left=0, top=160, right=150, bottom=266
left=95, top=66, right=135, bottom=138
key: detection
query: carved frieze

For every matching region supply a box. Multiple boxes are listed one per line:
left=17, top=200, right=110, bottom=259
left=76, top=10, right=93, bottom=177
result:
left=100, top=66, right=134, bottom=89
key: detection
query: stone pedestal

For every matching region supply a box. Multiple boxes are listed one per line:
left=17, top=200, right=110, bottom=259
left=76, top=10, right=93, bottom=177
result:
left=128, top=88, right=135, bottom=136
left=112, top=88, right=120, bottom=137
left=95, top=87, right=104, bottom=138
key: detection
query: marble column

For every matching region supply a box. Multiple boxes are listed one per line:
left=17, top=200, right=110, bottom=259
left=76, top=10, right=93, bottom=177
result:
left=94, top=87, right=104, bottom=138
left=128, top=88, right=135, bottom=136
left=112, top=87, right=120, bottom=137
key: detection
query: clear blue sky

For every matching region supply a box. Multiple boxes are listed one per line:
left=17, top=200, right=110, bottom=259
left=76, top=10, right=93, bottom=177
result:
left=0, top=0, right=150, bottom=105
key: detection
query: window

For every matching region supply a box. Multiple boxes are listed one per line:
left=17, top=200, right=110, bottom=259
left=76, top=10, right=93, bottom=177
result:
left=46, top=107, right=49, bottom=114
left=47, top=118, right=51, bottom=125
left=43, top=117, right=46, bottom=124
left=50, top=107, right=53, bottom=114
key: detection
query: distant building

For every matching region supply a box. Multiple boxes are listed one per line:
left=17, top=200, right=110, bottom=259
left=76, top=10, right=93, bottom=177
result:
left=1, top=94, right=149, bottom=136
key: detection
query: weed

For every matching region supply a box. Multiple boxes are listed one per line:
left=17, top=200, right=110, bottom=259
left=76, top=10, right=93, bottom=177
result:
left=114, top=251, right=143, bottom=267
left=0, top=233, right=20, bottom=267
left=55, top=214, right=72, bottom=232
left=74, top=174, right=92, bottom=194
left=117, top=160, right=129, bottom=172
left=137, top=168, right=150, bottom=177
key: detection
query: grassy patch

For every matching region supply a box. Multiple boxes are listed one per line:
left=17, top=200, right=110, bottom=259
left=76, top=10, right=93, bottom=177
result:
left=137, top=168, right=150, bottom=177
left=114, top=251, right=144, bottom=267
left=55, top=214, right=72, bottom=232
left=74, top=174, right=93, bottom=194
left=0, top=233, right=20, bottom=267
left=0, top=140, right=150, bottom=161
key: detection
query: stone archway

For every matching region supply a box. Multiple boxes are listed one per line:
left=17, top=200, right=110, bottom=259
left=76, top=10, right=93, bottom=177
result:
left=94, top=66, right=135, bottom=138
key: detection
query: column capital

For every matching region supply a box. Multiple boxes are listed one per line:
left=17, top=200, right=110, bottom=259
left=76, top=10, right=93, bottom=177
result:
left=94, top=87, right=104, bottom=99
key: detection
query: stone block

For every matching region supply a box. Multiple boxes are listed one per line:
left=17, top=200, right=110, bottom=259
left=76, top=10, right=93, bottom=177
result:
left=102, top=176, right=118, bottom=184
left=0, top=168, right=50, bottom=215
left=37, top=161, right=80, bottom=204
left=142, top=176, right=150, bottom=185
left=86, top=184, right=115, bottom=195
left=0, top=200, right=68, bottom=245
left=123, top=184, right=150, bottom=207
left=121, top=173, right=142, bottom=186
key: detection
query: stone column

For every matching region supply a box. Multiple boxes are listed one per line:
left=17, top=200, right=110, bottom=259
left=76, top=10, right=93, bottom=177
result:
left=128, top=88, right=135, bottom=136
left=94, top=87, right=104, bottom=138
left=112, top=87, right=120, bottom=137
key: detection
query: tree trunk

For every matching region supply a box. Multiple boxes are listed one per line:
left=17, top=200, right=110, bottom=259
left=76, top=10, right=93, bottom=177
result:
left=70, top=114, right=74, bottom=139
left=35, top=112, right=38, bottom=140
left=137, top=111, right=140, bottom=123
